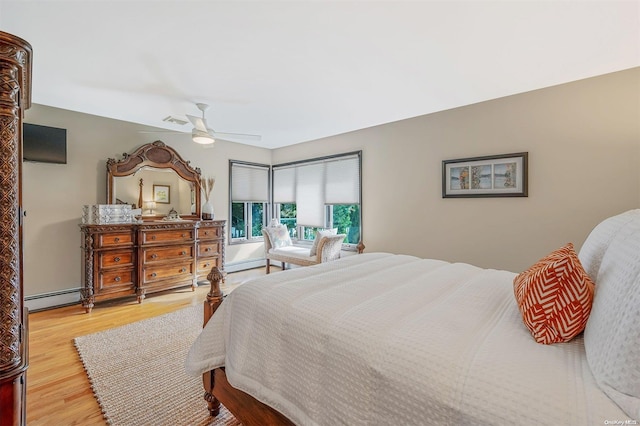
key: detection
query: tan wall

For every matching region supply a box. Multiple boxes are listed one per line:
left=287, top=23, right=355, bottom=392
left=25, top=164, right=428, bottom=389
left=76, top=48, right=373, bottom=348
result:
left=23, top=67, right=639, bottom=301
left=22, top=105, right=270, bottom=297
left=273, top=67, right=640, bottom=272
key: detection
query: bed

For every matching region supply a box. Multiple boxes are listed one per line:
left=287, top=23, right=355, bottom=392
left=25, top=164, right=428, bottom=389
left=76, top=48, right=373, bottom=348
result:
left=186, top=210, right=640, bottom=425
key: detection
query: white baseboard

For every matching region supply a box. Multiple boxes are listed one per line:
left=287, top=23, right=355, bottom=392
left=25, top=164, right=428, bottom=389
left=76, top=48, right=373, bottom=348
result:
left=25, top=288, right=81, bottom=312
left=24, top=260, right=268, bottom=311
left=224, top=258, right=267, bottom=273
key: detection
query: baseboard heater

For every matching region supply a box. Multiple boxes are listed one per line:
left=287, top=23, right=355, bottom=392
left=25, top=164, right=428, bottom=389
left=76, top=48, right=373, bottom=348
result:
left=25, top=259, right=267, bottom=311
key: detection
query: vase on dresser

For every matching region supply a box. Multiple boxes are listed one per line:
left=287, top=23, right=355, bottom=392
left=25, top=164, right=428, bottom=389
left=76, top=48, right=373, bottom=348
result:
left=202, top=201, right=214, bottom=220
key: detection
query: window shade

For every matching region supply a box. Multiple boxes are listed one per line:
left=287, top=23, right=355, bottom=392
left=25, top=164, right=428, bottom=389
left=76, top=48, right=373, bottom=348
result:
left=231, top=163, right=269, bottom=202
left=325, top=156, right=360, bottom=204
left=272, top=152, right=361, bottom=228
left=273, top=167, right=296, bottom=203
left=295, top=163, right=326, bottom=227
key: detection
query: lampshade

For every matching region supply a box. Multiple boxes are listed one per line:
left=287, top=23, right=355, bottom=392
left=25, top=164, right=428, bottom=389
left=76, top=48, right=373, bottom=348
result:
left=192, top=129, right=215, bottom=145
left=144, top=201, right=156, bottom=212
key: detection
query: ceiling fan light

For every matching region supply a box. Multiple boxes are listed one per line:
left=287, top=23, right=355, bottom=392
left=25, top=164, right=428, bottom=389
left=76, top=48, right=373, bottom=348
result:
left=192, top=129, right=215, bottom=145
left=193, top=135, right=214, bottom=144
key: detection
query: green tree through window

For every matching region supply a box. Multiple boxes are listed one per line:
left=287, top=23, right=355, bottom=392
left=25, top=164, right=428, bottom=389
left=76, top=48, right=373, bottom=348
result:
left=333, top=204, right=360, bottom=244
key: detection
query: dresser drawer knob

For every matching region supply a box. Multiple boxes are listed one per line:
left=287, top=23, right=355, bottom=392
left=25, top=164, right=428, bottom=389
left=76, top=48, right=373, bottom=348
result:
left=181, top=233, right=186, bottom=238
left=204, top=247, right=211, bottom=252
left=203, top=263, right=210, bottom=268
left=114, top=237, right=120, bottom=242
left=180, top=267, right=186, bottom=273
left=180, top=251, right=186, bottom=255
left=151, top=253, right=158, bottom=259
left=114, top=276, right=121, bottom=282
left=151, top=272, right=157, bottom=278
left=114, top=257, right=121, bottom=262
left=151, top=235, right=156, bottom=240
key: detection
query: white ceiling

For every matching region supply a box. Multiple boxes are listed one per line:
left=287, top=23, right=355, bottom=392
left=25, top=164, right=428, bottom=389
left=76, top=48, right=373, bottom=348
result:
left=1, top=1, right=638, bottom=149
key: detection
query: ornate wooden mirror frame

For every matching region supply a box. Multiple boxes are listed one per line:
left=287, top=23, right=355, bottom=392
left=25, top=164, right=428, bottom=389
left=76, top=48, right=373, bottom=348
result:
left=107, top=140, right=202, bottom=220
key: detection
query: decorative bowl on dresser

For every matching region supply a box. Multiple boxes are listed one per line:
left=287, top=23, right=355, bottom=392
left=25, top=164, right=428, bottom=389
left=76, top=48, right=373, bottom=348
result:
left=79, top=140, right=226, bottom=313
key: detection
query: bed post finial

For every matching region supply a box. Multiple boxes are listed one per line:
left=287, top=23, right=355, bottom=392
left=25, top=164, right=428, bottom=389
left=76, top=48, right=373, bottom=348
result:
left=203, top=266, right=225, bottom=417
left=204, top=266, right=224, bottom=327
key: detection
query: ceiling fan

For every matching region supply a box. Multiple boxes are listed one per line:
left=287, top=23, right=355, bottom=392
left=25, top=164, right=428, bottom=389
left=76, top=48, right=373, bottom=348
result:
left=143, top=103, right=261, bottom=145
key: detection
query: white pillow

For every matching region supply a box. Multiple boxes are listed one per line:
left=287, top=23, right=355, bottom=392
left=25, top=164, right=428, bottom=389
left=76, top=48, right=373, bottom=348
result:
left=264, top=224, right=292, bottom=249
left=309, top=228, right=338, bottom=257
left=584, top=215, right=640, bottom=420
left=578, top=209, right=640, bottom=281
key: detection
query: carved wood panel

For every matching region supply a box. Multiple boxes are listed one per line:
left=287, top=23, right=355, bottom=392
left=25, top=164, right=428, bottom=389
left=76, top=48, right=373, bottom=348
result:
left=0, top=32, right=31, bottom=373
left=0, top=30, right=32, bottom=426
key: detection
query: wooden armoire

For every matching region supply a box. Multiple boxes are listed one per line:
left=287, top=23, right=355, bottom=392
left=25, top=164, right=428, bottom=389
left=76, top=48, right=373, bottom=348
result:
left=0, top=31, right=32, bottom=425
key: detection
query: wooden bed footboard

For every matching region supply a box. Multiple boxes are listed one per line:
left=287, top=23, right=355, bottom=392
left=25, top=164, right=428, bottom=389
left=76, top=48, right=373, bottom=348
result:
left=202, top=267, right=295, bottom=425
left=212, top=368, right=294, bottom=425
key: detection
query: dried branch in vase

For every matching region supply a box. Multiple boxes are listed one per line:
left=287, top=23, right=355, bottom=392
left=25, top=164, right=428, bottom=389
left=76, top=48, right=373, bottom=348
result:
left=201, top=177, right=215, bottom=202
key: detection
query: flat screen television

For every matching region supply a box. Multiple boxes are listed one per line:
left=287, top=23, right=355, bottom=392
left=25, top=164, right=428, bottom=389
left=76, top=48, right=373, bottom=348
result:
left=23, top=123, right=67, bottom=164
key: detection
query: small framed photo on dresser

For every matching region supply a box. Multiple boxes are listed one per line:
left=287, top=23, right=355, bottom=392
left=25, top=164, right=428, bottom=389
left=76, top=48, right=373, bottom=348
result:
left=153, top=184, right=171, bottom=204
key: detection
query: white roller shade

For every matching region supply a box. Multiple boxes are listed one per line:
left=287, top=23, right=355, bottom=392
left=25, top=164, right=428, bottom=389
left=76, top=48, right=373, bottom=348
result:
left=273, top=152, right=361, bottom=228
left=231, top=163, right=269, bottom=202
left=296, top=162, right=325, bottom=227
left=325, top=156, right=360, bottom=204
left=273, top=167, right=296, bottom=203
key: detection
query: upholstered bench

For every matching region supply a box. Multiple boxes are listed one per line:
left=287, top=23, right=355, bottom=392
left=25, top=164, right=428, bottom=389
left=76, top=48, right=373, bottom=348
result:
left=262, top=228, right=348, bottom=274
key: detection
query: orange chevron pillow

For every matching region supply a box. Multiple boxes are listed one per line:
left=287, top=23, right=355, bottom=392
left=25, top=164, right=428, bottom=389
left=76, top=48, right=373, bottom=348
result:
left=513, top=243, right=595, bottom=344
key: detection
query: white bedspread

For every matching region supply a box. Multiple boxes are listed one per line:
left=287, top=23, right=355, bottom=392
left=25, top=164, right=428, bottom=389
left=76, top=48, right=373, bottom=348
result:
left=186, top=253, right=630, bottom=425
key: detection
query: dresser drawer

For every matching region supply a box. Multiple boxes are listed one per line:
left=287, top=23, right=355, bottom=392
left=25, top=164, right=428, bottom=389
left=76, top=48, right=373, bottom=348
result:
left=98, top=232, right=134, bottom=248
left=198, top=241, right=221, bottom=257
left=197, top=257, right=221, bottom=274
left=142, top=262, right=194, bottom=283
left=99, top=250, right=134, bottom=269
left=143, top=245, right=194, bottom=264
left=98, top=269, right=135, bottom=291
left=141, top=229, right=194, bottom=244
left=197, top=226, right=222, bottom=240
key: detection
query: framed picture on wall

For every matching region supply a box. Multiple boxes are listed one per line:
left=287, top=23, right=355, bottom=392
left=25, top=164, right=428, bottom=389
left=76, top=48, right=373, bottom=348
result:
left=442, top=152, right=528, bottom=198
left=153, top=184, right=171, bottom=204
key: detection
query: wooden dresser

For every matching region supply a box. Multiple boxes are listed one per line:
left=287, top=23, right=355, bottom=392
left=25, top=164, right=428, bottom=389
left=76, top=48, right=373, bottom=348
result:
left=80, top=220, right=225, bottom=312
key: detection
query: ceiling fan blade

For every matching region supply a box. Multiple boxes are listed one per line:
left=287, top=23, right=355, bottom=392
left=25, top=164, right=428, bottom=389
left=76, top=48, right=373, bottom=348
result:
left=138, top=130, right=186, bottom=134
left=186, top=114, right=208, bottom=132
left=211, top=131, right=262, bottom=141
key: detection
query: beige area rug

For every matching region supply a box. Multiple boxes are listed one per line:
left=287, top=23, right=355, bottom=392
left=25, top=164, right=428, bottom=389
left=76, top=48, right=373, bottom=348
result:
left=74, top=304, right=241, bottom=426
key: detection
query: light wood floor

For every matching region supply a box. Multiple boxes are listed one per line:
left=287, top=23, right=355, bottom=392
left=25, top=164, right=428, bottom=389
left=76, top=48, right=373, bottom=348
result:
left=25, top=267, right=274, bottom=426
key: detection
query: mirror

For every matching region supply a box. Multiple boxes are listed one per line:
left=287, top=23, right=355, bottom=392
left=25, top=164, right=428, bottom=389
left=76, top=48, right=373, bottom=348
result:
left=107, top=140, right=201, bottom=220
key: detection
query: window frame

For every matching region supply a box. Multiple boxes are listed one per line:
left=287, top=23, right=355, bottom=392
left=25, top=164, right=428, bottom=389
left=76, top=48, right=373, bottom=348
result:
left=229, top=160, right=270, bottom=245
left=282, top=205, right=360, bottom=250
left=228, top=152, right=363, bottom=250
left=272, top=151, right=363, bottom=251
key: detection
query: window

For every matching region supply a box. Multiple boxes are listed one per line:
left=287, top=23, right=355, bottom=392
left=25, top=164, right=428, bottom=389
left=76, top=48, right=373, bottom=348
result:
left=272, top=152, right=362, bottom=249
left=331, top=204, right=360, bottom=244
left=297, top=204, right=360, bottom=245
left=230, top=202, right=266, bottom=239
left=229, top=161, right=270, bottom=243
left=278, top=203, right=297, bottom=238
